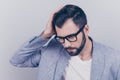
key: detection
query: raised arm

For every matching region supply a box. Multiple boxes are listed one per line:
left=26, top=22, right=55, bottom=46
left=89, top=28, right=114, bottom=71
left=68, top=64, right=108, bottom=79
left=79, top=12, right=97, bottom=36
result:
left=10, top=9, right=57, bottom=67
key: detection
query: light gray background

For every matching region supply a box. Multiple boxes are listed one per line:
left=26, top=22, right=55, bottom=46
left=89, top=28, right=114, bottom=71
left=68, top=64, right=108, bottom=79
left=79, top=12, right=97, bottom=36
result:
left=0, top=0, right=120, bottom=80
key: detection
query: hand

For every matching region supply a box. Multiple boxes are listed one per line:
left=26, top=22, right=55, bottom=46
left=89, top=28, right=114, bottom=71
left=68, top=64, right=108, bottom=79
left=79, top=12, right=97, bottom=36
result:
left=40, top=6, right=63, bottom=39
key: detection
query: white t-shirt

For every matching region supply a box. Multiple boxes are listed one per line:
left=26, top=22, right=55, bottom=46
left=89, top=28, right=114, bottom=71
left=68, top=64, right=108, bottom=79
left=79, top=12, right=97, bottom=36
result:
left=64, top=56, right=92, bottom=80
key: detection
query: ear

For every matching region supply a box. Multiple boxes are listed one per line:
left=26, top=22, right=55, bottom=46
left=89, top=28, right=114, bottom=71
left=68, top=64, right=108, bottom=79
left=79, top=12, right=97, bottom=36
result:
left=83, top=25, right=89, bottom=36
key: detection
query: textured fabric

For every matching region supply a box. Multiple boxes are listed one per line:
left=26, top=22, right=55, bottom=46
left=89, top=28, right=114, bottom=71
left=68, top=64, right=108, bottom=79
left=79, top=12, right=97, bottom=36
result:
left=10, top=36, right=120, bottom=80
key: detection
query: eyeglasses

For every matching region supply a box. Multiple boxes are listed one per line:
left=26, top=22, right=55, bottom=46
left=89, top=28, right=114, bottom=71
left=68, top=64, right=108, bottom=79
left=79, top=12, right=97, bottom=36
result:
left=55, top=26, right=84, bottom=44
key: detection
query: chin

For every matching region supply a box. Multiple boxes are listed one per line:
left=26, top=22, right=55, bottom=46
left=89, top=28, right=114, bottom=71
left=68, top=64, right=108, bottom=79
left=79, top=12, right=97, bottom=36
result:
left=67, top=49, right=80, bottom=56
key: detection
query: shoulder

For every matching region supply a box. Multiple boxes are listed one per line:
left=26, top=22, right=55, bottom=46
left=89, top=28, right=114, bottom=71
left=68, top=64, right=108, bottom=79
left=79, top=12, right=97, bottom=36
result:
left=93, top=41, right=120, bottom=55
left=93, top=41, right=120, bottom=63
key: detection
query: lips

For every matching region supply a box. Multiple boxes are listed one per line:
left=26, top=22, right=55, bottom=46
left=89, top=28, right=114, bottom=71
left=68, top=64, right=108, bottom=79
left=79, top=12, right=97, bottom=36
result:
left=66, top=48, right=76, bottom=53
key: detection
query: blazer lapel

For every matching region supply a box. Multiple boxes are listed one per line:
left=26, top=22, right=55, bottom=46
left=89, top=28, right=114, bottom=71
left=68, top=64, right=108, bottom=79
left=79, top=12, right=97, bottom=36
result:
left=38, top=47, right=62, bottom=80
left=90, top=42, right=105, bottom=80
left=38, top=40, right=67, bottom=80
left=54, top=48, right=70, bottom=80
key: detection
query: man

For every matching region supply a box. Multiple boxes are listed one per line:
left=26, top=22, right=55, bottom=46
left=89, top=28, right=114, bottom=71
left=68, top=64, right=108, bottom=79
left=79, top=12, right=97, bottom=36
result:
left=10, top=4, right=120, bottom=80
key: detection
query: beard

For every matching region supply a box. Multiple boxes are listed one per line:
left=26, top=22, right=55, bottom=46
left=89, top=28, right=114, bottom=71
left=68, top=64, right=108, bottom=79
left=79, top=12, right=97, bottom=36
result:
left=65, top=31, right=86, bottom=56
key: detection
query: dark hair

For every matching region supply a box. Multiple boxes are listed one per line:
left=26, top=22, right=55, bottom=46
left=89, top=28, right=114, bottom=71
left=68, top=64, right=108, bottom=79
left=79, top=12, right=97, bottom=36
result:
left=52, top=4, right=87, bottom=33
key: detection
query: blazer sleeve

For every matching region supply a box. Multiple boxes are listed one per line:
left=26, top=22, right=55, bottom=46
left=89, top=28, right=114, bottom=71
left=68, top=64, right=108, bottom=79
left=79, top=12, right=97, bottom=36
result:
left=10, top=36, right=49, bottom=67
left=117, top=63, right=120, bottom=80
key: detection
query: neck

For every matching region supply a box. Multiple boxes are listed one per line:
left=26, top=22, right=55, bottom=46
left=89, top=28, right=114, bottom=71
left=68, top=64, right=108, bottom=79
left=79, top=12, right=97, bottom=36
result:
left=78, top=37, right=93, bottom=61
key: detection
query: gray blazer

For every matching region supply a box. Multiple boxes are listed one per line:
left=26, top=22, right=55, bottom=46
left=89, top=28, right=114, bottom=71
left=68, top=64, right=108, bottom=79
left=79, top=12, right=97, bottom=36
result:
left=10, top=36, right=120, bottom=80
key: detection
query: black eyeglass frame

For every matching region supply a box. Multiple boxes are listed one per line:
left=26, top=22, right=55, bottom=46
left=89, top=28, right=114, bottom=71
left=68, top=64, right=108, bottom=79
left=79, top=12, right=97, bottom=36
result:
left=55, top=26, right=85, bottom=43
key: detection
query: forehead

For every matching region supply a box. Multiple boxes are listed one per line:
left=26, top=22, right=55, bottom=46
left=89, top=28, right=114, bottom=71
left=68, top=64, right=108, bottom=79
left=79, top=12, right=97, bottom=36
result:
left=55, top=19, right=79, bottom=36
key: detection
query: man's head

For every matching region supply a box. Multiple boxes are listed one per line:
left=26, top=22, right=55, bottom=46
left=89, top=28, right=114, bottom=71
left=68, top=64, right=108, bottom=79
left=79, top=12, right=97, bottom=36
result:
left=52, top=4, right=87, bottom=32
left=52, top=4, right=89, bottom=56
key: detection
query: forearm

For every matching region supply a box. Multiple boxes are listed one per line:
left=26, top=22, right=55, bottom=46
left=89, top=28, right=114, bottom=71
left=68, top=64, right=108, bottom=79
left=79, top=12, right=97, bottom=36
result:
left=10, top=35, right=50, bottom=67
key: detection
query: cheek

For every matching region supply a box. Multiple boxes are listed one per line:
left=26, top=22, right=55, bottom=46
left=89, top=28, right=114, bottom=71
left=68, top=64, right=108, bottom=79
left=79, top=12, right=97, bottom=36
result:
left=75, top=40, right=82, bottom=47
left=70, top=38, right=82, bottom=48
left=75, top=35, right=83, bottom=46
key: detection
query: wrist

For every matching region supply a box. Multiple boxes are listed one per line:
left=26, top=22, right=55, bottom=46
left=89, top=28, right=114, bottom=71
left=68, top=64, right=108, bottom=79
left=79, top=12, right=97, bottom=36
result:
left=40, top=31, right=52, bottom=39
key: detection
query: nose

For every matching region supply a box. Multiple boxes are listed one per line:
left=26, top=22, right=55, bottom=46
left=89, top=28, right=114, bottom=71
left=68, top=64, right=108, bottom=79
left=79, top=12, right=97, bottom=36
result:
left=63, top=39, right=71, bottom=47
